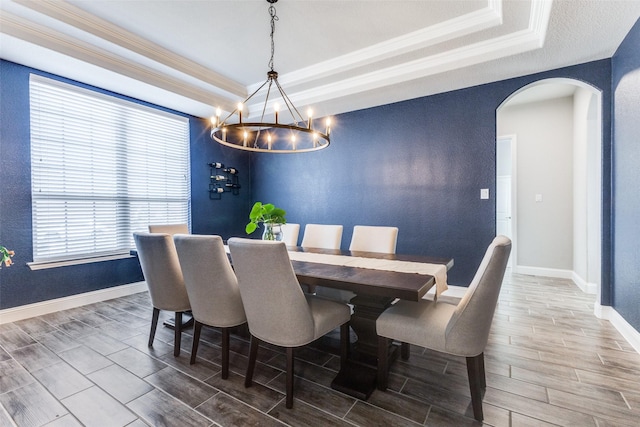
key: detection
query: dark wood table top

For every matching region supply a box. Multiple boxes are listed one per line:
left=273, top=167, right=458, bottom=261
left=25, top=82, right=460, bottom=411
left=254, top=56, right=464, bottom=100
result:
left=287, top=246, right=453, bottom=302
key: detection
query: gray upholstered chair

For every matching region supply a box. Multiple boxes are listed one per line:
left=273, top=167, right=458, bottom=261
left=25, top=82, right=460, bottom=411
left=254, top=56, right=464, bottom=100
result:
left=300, top=223, right=343, bottom=250
left=133, top=232, right=191, bottom=357
left=228, top=237, right=351, bottom=409
left=280, top=223, right=300, bottom=246
left=173, top=234, right=247, bottom=376
left=148, top=223, right=189, bottom=235
left=376, top=236, right=511, bottom=421
left=348, top=225, right=399, bottom=254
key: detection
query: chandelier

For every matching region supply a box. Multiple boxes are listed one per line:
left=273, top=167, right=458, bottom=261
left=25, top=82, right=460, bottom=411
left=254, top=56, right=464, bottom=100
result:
left=210, top=0, right=331, bottom=153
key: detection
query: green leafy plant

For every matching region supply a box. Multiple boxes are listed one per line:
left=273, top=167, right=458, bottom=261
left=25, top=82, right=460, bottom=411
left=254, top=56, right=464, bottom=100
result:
left=245, top=202, right=287, bottom=235
left=1, top=246, right=15, bottom=268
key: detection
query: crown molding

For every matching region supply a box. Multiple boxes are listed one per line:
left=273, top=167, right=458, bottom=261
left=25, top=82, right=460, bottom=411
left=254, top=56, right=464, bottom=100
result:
left=251, top=0, right=504, bottom=92
left=0, top=12, right=237, bottom=113
left=249, top=0, right=550, bottom=111
left=11, top=0, right=246, bottom=98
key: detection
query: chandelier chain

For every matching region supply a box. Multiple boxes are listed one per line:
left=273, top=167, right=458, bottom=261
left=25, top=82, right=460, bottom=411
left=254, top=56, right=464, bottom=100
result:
left=268, top=4, right=279, bottom=72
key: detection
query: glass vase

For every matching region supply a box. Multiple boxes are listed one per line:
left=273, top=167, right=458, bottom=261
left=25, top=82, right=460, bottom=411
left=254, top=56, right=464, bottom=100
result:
left=262, top=223, right=283, bottom=241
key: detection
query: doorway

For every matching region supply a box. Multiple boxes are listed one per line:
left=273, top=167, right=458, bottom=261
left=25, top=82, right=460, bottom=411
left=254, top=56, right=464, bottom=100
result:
left=496, top=79, right=602, bottom=300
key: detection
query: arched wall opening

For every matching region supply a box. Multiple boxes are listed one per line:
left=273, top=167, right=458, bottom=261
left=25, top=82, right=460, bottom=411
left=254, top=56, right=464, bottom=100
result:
left=496, top=78, right=603, bottom=309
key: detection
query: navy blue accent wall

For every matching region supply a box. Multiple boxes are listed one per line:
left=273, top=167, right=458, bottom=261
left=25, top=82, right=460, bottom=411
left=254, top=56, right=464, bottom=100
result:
left=250, top=60, right=613, bottom=288
left=0, top=60, right=251, bottom=309
left=612, top=18, right=640, bottom=331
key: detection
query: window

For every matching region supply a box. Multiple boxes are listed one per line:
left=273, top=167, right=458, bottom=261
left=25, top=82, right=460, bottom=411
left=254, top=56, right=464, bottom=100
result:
left=30, top=75, right=190, bottom=265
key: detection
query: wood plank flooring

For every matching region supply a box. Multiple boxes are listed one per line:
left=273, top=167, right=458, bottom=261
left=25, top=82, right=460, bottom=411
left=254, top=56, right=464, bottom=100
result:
left=1, top=273, right=639, bottom=426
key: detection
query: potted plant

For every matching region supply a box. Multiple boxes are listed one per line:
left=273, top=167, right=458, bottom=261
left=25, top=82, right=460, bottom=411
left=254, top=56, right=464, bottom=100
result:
left=1, top=245, right=15, bottom=268
left=245, top=202, right=287, bottom=241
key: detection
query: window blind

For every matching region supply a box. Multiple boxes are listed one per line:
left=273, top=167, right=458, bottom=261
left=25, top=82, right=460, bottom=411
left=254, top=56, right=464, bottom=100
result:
left=30, top=74, right=190, bottom=264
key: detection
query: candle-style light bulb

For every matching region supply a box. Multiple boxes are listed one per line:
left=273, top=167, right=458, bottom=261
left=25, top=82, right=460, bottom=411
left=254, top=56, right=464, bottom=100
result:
left=307, top=108, right=313, bottom=129
left=267, top=133, right=272, bottom=150
left=325, top=117, right=331, bottom=137
left=291, top=134, right=296, bottom=150
left=215, top=107, right=222, bottom=126
left=237, top=103, right=243, bottom=123
left=243, top=130, right=248, bottom=147
left=222, top=127, right=227, bottom=141
left=274, top=103, right=279, bottom=124
left=313, top=132, right=318, bottom=148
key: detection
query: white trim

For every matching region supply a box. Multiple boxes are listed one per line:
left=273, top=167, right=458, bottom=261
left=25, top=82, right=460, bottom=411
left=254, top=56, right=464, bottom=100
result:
left=514, top=265, right=573, bottom=279
left=595, top=305, right=640, bottom=355
left=571, top=271, right=598, bottom=295
left=28, top=254, right=135, bottom=270
left=0, top=282, right=147, bottom=324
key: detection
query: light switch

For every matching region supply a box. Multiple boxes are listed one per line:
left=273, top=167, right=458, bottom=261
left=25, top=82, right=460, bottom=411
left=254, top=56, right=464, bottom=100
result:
left=480, top=188, right=489, bottom=199
left=535, top=194, right=543, bottom=202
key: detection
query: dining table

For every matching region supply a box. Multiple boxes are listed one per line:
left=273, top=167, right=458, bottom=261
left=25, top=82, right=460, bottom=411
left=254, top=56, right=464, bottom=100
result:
left=285, top=246, right=454, bottom=400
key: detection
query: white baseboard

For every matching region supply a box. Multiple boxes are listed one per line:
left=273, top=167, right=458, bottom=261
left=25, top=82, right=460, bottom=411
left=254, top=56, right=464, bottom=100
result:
left=514, top=265, right=573, bottom=279
left=0, top=282, right=147, bottom=324
left=571, top=271, right=598, bottom=294
left=595, top=304, right=640, bottom=354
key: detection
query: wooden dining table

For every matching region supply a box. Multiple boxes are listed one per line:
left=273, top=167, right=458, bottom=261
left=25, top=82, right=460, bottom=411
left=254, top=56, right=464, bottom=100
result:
left=286, top=246, right=454, bottom=400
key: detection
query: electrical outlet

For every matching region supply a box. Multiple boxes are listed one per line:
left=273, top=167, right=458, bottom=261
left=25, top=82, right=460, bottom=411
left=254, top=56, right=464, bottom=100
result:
left=481, top=188, right=489, bottom=199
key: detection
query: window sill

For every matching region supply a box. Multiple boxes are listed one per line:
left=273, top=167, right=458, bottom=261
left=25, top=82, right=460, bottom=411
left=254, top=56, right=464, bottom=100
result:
left=27, top=253, right=136, bottom=270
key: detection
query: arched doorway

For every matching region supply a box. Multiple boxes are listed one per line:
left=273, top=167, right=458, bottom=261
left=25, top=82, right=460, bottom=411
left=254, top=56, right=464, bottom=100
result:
left=497, top=79, right=603, bottom=306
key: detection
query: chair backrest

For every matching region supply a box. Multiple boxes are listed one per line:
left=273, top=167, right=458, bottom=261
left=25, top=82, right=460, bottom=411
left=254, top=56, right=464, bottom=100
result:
left=349, top=225, right=399, bottom=254
left=148, top=223, right=189, bottom=235
left=228, top=238, right=315, bottom=346
left=133, top=232, right=190, bottom=312
left=445, top=235, right=512, bottom=356
left=280, top=223, right=300, bottom=246
left=300, top=224, right=343, bottom=250
left=173, top=234, right=246, bottom=327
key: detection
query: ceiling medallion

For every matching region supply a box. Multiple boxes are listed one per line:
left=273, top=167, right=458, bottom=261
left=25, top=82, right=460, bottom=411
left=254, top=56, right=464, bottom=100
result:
left=210, top=0, right=331, bottom=153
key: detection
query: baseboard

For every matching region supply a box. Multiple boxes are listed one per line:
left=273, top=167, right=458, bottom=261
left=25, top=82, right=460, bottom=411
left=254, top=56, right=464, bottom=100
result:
left=571, top=271, right=598, bottom=294
left=596, top=304, right=640, bottom=354
left=0, top=281, right=147, bottom=324
left=514, top=265, right=573, bottom=279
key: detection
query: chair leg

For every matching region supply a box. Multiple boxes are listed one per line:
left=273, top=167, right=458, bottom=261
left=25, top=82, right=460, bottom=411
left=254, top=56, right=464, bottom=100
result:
left=340, top=322, right=350, bottom=371
left=245, top=335, right=260, bottom=387
left=286, top=347, right=294, bottom=409
left=148, top=307, right=160, bottom=347
left=466, top=354, right=485, bottom=421
left=190, top=321, right=203, bottom=365
left=401, top=342, right=410, bottom=360
left=377, top=336, right=390, bottom=391
left=479, top=351, right=486, bottom=389
left=221, top=327, right=230, bottom=379
left=173, top=311, right=182, bottom=357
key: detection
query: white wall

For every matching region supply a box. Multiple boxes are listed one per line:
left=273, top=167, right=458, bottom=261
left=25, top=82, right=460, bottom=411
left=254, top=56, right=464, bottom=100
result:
left=497, top=97, right=574, bottom=270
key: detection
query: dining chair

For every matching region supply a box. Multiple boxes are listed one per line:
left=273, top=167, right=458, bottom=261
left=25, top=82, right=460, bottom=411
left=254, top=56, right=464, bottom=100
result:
left=148, top=223, right=189, bottom=235
left=376, top=235, right=511, bottom=421
left=227, top=238, right=351, bottom=409
left=300, top=224, right=343, bottom=250
left=173, top=234, right=247, bottom=376
left=133, top=232, right=191, bottom=357
left=348, top=225, right=399, bottom=254
left=280, top=223, right=300, bottom=246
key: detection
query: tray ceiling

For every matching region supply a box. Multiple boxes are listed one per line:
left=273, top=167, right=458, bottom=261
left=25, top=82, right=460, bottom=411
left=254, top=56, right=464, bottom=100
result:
left=1, top=0, right=639, bottom=119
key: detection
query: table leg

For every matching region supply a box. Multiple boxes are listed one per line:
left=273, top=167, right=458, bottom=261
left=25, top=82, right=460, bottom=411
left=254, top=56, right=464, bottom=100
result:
left=330, top=294, right=399, bottom=400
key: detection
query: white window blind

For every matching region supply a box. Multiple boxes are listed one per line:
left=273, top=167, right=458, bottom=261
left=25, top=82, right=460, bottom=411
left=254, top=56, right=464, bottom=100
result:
left=30, top=74, right=190, bottom=264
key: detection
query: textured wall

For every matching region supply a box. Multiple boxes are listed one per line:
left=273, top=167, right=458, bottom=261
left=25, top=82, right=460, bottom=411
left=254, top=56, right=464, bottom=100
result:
left=612, top=18, right=640, bottom=331
left=250, top=61, right=613, bottom=289
left=0, top=60, right=251, bottom=309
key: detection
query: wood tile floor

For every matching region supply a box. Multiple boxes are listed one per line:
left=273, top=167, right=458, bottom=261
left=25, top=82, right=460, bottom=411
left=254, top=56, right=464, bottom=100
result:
left=1, top=273, right=639, bottom=426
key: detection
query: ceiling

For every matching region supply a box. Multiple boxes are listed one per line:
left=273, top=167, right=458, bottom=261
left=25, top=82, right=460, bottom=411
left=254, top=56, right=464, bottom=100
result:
left=2, top=0, right=639, bottom=121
